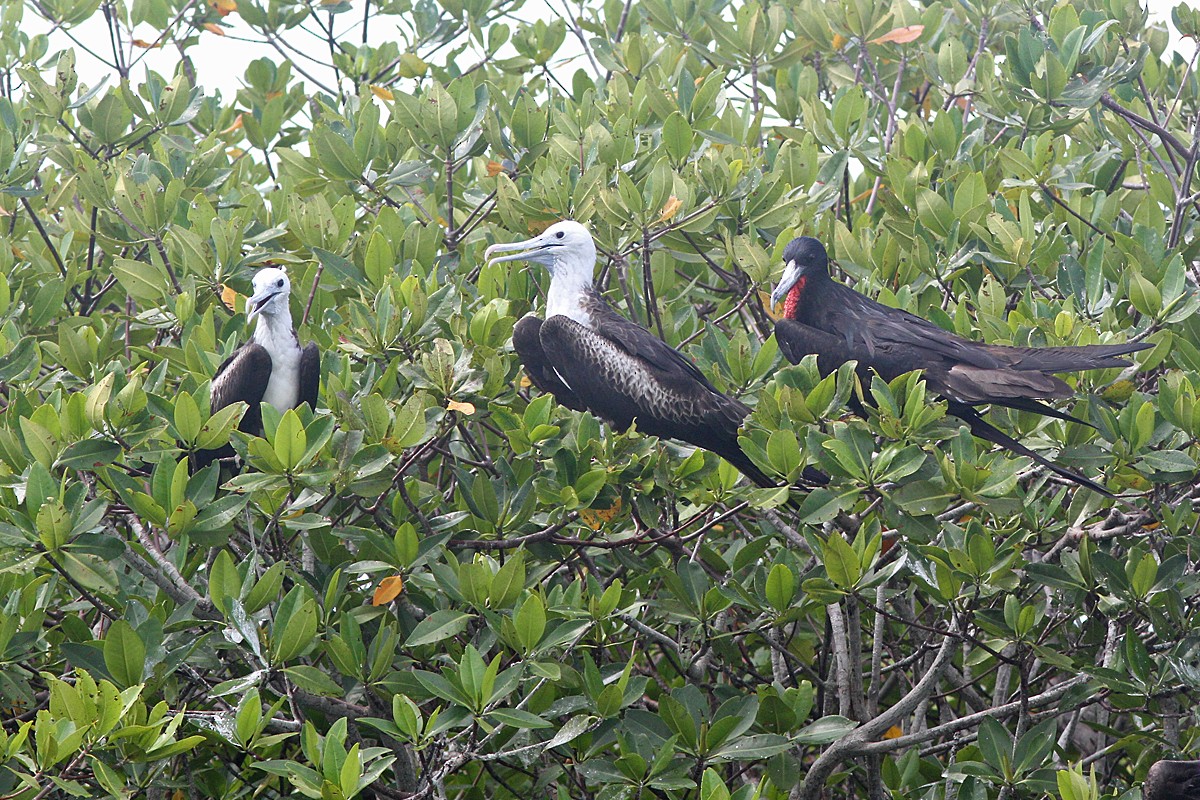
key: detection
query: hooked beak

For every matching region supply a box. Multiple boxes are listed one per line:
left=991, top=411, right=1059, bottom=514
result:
left=484, top=235, right=562, bottom=269
left=771, top=260, right=802, bottom=308
left=245, top=290, right=281, bottom=323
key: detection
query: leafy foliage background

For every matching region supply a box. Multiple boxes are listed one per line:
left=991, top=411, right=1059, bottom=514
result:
left=0, top=0, right=1199, bottom=797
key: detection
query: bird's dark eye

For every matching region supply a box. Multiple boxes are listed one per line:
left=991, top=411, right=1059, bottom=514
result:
left=276, top=279, right=284, bottom=287
left=555, top=231, right=564, bottom=239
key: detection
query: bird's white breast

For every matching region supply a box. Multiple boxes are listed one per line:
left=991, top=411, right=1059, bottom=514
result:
left=546, top=272, right=593, bottom=328
left=255, top=322, right=302, bottom=411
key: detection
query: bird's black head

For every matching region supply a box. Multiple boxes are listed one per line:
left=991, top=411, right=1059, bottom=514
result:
left=771, top=236, right=830, bottom=309
left=782, top=237, right=829, bottom=274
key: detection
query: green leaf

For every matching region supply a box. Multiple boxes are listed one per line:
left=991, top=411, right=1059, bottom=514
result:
left=103, top=621, right=145, bottom=687
left=405, top=609, right=474, bottom=648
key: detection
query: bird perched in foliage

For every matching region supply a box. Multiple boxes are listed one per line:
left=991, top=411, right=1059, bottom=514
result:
left=770, top=236, right=1149, bottom=494
left=1144, top=760, right=1200, bottom=799
left=192, top=267, right=320, bottom=471
left=486, top=221, right=783, bottom=488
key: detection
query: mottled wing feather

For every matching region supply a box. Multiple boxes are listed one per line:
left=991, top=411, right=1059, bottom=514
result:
left=538, top=315, right=777, bottom=486
left=298, top=343, right=320, bottom=409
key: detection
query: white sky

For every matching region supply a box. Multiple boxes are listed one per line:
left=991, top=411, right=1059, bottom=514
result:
left=22, top=0, right=1191, bottom=103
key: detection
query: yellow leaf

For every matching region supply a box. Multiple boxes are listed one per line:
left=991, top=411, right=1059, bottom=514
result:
left=849, top=187, right=875, bottom=204
left=657, top=195, right=683, bottom=223
left=869, top=25, right=924, bottom=45
left=210, top=0, right=237, bottom=15
left=447, top=399, right=476, bottom=415
left=519, top=374, right=532, bottom=388
left=265, top=90, right=283, bottom=101
left=372, top=575, right=405, bottom=606
left=370, top=85, right=395, bottom=101
left=486, top=160, right=505, bottom=177
left=883, top=725, right=903, bottom=739
left=831, top=33, right=848, bottom=49
left=579, top=498, right=622, bottom=530
left=220, top=113, right=244, bottom=134
left=202, top=22, right=226, bottom=35
left=227, top=147, right=244, bottom=158
left=220, top=285, right=241, bottom=312
left=131, top=38, right=162, bottom=48
left=527, top=219, right=555, bottom=235
left=761, top=290, right=781, bottom=321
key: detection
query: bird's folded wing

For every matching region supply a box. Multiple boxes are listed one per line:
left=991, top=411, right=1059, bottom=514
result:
left=299, top=343, right=321, bottom=409
left=591, top=308, right=725, bottom=396
left=776, top=318, right=914, bottom=381
left=512, top=316, right=587, bottom=412
left=539, top=315, right=745, bottom=431
left=211, top=343, right=273, bottom=416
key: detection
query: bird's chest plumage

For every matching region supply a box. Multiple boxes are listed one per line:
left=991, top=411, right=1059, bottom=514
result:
left=256, top=326, right=302, bottom=410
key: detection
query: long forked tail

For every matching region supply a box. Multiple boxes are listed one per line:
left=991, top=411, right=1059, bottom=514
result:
left=951, top=404, right=1113, bottom=496
left=996, top=341, right=1151, bottom=373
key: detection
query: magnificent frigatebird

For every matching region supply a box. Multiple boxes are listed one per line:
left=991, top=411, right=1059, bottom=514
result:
left=770, top=236, right=1150, bottom=494
left=192, top=267, right=320, bottom=470
left=1145, top=760, right=1200, bottom=799
left=485, top=221, right=782, bottom=488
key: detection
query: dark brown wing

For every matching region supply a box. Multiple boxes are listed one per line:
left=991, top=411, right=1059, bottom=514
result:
left=298, top=342, right=320, bottom=409
left=512, top=316, right=586, bottom=412
left=538, top=314, right=777, bottom=487
left=192, top=343, right=273, bottom=471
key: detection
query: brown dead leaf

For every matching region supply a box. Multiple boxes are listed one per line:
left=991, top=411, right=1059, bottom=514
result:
left=132, top=38, right=163, bottom=48
left=372, top=575, right=405, bottom=605
left=883, top=725, right=903, bottom=739
left=221, top=113, right=244, bottom=135
left=447, top=399, right=476, bottom=415
left=657, top=195, right=683, bottom=223
left=211, top=0, right=237, bottom=15
left=486, top=160, right=505, bottom=177
left=870, top=25, right=924, bottom=45
left=202, top=22, right=226, bottom=35
left=526, top=219, right=555, bottom=235
left=370, top=85, right=395, bottom=101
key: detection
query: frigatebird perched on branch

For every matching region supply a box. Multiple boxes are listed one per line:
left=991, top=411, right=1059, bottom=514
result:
left=192, top=267, right=320, bottom=471
left=485, top=221, right=783, bottom=488
left=770, top=236, right=1150, bottom=494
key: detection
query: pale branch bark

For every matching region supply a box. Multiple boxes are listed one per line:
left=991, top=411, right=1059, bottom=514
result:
left=795, top=615, right=962, bottom=800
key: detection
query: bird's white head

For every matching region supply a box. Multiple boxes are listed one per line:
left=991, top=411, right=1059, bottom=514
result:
left=245, top=267, right=292, bottom=325
left=484, top=221, right=597, bottom=282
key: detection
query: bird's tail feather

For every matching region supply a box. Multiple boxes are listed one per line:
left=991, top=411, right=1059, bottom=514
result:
left=987, top=396, right=1091, bottom=427
left=956, top=408, right=1113, bottom=496
left=994, top=342, right=1150, bottom=373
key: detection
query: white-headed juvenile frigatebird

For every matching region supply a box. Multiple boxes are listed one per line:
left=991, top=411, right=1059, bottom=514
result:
left=770, top=236, right=1150, bottom=494
left=486, top=221, right=785, bottom=488
left=192, top=267, right=320, bottom=471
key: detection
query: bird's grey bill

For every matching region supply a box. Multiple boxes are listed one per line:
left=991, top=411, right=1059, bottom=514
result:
left=484, top=236, right=561, bottom=268
left=771, top=261, right=801, bottom=307
left=246, top=290, right=281, bottom=322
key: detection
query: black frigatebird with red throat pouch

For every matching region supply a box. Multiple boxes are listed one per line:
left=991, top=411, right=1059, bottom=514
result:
left=486, top=220, right=806, bottom=490
left=770, top=236, right=1150, bottom=495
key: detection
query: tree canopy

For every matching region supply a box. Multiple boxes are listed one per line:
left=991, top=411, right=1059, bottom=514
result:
left=1, top=0, right=1199, bottom=797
